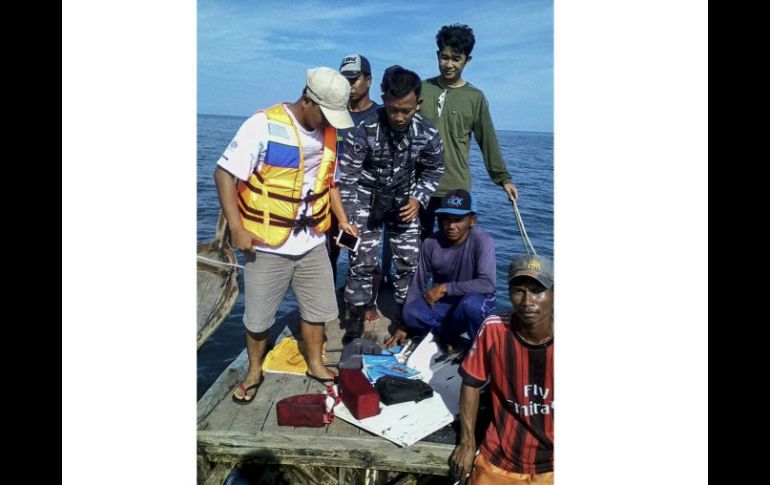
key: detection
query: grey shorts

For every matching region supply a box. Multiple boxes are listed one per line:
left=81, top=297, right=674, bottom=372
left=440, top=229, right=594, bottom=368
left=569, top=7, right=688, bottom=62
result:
left=242, top=244, right=338, bottom=333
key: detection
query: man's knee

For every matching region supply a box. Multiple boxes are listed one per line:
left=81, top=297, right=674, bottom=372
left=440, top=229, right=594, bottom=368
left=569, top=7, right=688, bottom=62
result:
left=243, top=313, right=273, bottom=334
left=402, top=299, right=436, bottom=333
left=402, top=300, right=422, bottom=327
left=459, top=294, right=485, bottom=318
left=302, top=319, right=326, bottom=326
left=245, top=328, right=269, bottom=340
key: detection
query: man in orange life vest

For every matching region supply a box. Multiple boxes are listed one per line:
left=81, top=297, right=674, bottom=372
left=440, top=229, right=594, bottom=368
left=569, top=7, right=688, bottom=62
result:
left=214, top=67, right=355, bottom=404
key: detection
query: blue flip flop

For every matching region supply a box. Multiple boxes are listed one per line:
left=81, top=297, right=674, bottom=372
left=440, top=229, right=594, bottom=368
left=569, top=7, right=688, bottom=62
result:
left=231, top=376, right=264, bottom=405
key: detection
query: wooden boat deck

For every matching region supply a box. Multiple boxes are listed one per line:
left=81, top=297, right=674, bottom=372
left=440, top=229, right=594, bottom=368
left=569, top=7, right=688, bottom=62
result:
left=197, top=290, right=457, bottom=482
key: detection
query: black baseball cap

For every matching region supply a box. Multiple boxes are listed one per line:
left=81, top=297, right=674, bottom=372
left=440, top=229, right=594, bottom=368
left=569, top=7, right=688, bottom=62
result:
left=435, top=189, right=476, bottom=216
left=339, top=54, right=371, bottom=79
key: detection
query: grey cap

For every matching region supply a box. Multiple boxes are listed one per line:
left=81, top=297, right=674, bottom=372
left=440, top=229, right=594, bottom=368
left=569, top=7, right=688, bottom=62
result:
left=508, top=254, right=554, bottom=289
left=339, top=54, right=371, bottom=78
left=338, top=337, right=382, bottom=370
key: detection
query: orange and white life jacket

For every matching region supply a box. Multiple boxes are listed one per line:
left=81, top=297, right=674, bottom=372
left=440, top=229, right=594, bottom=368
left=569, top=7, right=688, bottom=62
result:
left=236, top=104, right=337, bottom=247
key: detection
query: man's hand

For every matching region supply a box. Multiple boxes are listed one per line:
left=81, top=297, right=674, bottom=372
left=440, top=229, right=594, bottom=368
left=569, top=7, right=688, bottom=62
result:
left=503, top=182, right=519, bottom=203
left=230, top=226, right=257, bottom=253
left=424, top=284, right=447, bottom=307
left=384, top=326, right=408, bottom=348
left=338, top=221, right=360, bottom=237
left=399, top=197, right=420, bottom=223
left=449, top=442, right=476, bottom=484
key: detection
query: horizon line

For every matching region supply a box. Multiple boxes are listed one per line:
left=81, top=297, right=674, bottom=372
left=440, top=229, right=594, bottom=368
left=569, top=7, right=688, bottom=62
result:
left=197, top=112, right=553, bottom=136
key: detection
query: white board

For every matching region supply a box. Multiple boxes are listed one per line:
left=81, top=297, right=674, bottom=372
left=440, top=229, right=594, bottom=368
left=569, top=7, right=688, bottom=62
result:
left=334, top=334, right=463, bottom=447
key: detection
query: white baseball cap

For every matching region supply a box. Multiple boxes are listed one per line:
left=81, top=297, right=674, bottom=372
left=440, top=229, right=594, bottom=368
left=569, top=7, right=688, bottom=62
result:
left=305, top=67, right=354, bottom=129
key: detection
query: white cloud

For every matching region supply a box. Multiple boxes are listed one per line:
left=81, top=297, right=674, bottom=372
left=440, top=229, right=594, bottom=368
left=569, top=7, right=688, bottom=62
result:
left=198, top=0, right=553, bottom=131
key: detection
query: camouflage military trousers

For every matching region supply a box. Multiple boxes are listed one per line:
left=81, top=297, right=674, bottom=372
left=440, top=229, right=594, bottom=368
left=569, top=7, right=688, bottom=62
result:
left=344, top=208, right=420, bottom=307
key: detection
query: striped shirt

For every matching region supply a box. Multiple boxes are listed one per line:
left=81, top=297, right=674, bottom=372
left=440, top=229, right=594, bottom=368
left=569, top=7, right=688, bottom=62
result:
left=459, top=313, right=554, bottom=474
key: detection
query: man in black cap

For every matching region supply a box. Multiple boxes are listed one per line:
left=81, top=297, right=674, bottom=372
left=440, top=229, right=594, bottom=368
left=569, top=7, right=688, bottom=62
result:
left=329, top=54, right=384, bottom=334
left=386, top=188, right=496, bottom=348
left=450, top=254, right=554, bottom=484
left=339, top=54, right=379, bottom=125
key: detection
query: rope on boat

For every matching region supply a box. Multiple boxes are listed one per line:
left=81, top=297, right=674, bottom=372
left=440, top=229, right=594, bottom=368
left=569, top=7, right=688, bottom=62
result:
left=511, top=199, right=537, bottom=256
left=197, top=254, right=245, bottom=269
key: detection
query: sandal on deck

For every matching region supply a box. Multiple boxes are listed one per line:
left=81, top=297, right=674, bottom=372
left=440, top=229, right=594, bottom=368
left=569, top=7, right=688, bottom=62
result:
left=231, top=376, right=264, bottom=405
left=305, top=371, right=337, bottom=387
left=363, top=308, right=380, bottom=340
left=364, top=307, right=380, bottom=325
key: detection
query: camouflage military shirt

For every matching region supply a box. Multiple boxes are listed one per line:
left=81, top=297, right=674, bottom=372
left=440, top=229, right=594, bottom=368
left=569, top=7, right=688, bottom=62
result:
left=337, top=108, right=445, bottom=226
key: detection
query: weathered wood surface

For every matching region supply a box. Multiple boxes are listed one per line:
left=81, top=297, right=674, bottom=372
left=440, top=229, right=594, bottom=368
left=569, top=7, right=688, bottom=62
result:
left=197, top=285, right=395, bottom=424
left=197, top=286, right=455, bottom=477
left=197, top=350, right=249, bottom=427
left=197, top=431, right=452, bottom=476
left=197, top=213, right=239, bottom=349
left=200, top=462, right=233, bottom=485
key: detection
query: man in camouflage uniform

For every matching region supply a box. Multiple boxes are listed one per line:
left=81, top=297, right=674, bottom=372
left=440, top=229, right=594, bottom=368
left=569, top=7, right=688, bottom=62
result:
left=337, top=65, right=444, bottom=334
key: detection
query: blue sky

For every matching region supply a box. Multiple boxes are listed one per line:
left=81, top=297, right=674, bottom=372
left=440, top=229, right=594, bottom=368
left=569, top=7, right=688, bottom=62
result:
left=198, top=0, right=553, bottom=133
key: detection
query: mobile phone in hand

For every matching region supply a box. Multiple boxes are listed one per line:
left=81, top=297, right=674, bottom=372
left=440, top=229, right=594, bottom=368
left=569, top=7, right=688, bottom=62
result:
left=336, top=229, right=361, bottom=252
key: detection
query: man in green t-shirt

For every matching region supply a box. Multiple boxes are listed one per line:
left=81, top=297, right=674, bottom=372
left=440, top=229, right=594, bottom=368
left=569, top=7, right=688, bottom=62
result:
left=420, top=24, right=519, bottom=240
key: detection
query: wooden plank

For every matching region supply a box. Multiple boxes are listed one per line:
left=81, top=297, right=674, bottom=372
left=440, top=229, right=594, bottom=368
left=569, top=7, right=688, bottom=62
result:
left=229, top=372, right=289, bottom=433
left=245, top=372, right=287, bottom=429
left=337, top=467, right=357, bottom=484
left=198, top=349, right=249, bottom=427
left=197, top=430, right=453, bottom=476
left=336, top=468, right=374, bottom=485
left=390, top=473, right=419, bottom=485
left=327, top=414, right=362, bottom=437
left=199, top=315, right=349, bottom=432
left=196, top=454, right=212, bottom=485
left=201, top=462, right=233, bottom=485
left=201, top=393, right=242, bottom=433
left=282, top=464, right=338, bottom=485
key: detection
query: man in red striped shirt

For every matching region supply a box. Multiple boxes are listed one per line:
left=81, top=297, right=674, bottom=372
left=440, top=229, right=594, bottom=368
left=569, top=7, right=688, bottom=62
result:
left=451, top=254, right=554, bottom=485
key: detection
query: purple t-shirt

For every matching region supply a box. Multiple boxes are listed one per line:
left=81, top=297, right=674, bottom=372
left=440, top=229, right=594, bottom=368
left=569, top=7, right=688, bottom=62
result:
left=405, top=226, right=496, bottom=304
